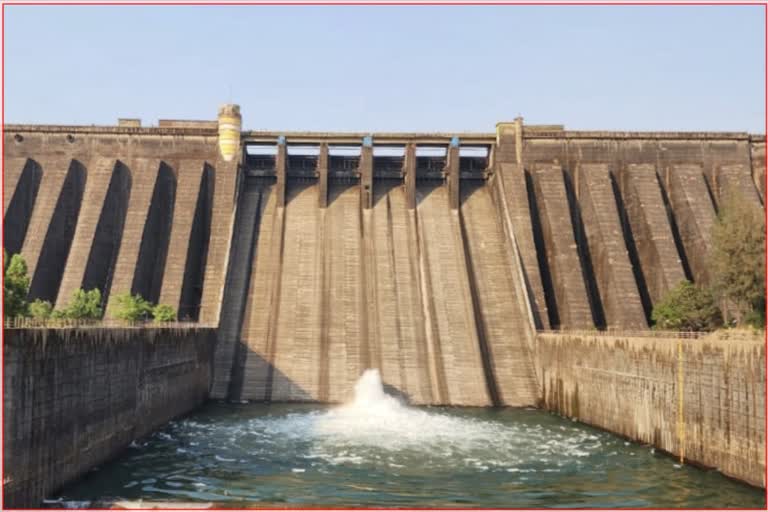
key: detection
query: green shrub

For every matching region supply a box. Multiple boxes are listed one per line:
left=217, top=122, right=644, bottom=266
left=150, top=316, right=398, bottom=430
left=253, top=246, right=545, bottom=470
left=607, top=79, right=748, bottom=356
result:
left=651, top=280, right=722, bottom=332
left=4, top=253, right=30, bottom=318
left=29, top=299, right=53, bottom=320
left=59, top=288, right=103, bottom=320
left=710, top=191, right=765, bottom=325
left=112, top=293, right=153, bottom=322
left=152, top=304, right=176, bottom=322
left=743, top=309, right=766, bottom=330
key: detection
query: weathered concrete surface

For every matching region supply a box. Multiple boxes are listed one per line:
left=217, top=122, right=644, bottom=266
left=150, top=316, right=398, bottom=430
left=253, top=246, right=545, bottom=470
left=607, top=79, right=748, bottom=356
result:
left=538, top=331, right=765, bottom=488
left=415, top=183, right=490, bottom=405
left=460, top=181, right=539, bottom=406
left=717, top=163, right=763, bottom=208
left=531, top=163, right=593, bottom=329
left=3, top=327, right=216, bottom=508
left=270, top=181, right=324, bottom=401
left=55, top=157, right=117, bottom=308
left=3, top=157, right=30, bottom=217
left=18, top=156, right=73, bottom=290
left=495, top=164, right=549, bottom=329
left=210, top=178, right=267, bottom=399
left=4, top=127, right=221, bottom=321
left=750, top=139, right=765, bottom=202
left=4, top=119, right=764, bottom=409
left=622, top=164, right=687, bottom=305
left=577, top=163, right=646, bottom=329
left=229, top=178, right=539, bottom=406
left=665, top=164, right=717, bottom=285
left=157, top=160, right=209, bottom=314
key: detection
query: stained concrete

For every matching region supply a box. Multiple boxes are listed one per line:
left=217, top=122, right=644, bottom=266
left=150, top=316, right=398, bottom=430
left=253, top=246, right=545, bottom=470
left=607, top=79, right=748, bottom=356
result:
left=3, top=327, right=215, bottom=508
left=3, top=120, right=764, bottom=492
left=538, top=331, right=765, bottom=488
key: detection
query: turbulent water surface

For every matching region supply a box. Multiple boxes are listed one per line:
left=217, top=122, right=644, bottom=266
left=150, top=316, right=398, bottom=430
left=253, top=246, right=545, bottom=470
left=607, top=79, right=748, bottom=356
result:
left=54, top=370, right=764, bottom=508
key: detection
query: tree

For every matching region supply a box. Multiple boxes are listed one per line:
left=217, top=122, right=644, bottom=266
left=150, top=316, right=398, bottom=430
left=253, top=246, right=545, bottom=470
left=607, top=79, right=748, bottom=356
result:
left=152, top=304, right=176, bottom=322
left=58, top=289, right=103, bottom=320
left=112, top=293, right=153, bottom=322
left=29, top=299, right=53, bottom=320
left=710, top=191, right=766, bottom=326
left=4, top=253, right=30, bottom=319
left=652, top=280, right=722, bottom=331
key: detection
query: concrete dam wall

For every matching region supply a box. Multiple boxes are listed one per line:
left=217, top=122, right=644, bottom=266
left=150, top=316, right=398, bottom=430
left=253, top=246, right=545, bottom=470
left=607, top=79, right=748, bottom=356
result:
left=3, top=326, right=216, bottom=508
left=537, top=331, right=766, bottom=488
left=4, top=110, right=764, bottom=407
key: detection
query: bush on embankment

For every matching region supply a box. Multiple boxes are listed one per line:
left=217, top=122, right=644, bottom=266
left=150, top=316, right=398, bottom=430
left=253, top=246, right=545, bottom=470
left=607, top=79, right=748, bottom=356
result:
left=2, top=251, right=176, bottom=324
left=652, top=190, right=766, bottom=332
left=111, top=292, right=177, bottom=323
left=651, top=281, right=722, bottom=331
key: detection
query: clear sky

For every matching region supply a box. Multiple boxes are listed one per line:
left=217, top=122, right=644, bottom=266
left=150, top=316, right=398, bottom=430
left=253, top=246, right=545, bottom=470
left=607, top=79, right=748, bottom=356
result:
left=4, top=4, right=765, bottom=133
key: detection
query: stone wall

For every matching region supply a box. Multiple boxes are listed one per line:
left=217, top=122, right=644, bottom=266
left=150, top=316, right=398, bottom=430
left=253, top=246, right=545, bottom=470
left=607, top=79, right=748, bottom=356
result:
left=2, top=327, right=216, bottom=508
left=537, top=331, right=765, bottom=488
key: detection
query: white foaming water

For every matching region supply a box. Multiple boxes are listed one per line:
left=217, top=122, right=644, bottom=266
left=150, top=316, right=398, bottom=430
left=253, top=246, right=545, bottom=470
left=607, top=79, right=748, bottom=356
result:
left=241, top=369, right=598, bottom=465
left=161, top=369, right=608, bottom=472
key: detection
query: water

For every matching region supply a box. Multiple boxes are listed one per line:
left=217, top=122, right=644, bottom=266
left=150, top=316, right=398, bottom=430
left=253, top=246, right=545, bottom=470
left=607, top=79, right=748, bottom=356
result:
left=55, top=370, right=764, bottom=508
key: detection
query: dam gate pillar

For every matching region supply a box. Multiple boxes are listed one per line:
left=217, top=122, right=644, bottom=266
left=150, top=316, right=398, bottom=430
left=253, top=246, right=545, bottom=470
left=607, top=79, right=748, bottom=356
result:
left=360, top=136, right=374, bottom=209
left=448, top=136, right=460, bottom=209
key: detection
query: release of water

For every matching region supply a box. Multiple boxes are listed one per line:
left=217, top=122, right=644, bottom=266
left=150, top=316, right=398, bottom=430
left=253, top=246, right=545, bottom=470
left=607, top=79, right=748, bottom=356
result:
left=53, top=369, right=764, bottom=508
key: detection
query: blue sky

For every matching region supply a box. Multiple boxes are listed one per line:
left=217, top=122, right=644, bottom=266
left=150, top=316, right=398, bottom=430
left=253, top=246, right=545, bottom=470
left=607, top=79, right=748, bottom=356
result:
left=4, top=4, right=765, bottom=133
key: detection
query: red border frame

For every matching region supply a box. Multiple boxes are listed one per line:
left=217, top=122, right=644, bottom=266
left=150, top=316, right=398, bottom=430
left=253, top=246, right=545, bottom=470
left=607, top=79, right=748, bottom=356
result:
left=1, top=1, right=766, bottom=511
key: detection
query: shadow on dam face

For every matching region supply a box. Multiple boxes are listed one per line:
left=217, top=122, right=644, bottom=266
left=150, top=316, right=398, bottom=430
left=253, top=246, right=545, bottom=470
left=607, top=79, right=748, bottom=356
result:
left=29, top=160, right=87, bottom=302
left=4, top=158, right=42, bottom=256
left=82, top=161, right=131, bottom=306
left=178, top=164, right=214, bottom=322
left=132, top=162, right=177, bottom=304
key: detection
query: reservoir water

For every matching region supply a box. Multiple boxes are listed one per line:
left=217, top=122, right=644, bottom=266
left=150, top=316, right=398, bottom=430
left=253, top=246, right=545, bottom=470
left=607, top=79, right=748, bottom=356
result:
left=53, top=370, right=764, bottom=508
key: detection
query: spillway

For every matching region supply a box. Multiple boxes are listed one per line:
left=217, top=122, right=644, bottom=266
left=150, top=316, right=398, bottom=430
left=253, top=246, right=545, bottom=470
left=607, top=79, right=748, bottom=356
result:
left=213, top=174, right=541, bottom=406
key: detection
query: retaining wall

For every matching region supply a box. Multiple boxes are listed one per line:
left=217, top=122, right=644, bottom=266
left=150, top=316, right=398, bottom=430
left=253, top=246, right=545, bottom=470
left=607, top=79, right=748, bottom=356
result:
left=537, top=331, right=765, bottom=488
left=2, top=327, right=216, bottom=508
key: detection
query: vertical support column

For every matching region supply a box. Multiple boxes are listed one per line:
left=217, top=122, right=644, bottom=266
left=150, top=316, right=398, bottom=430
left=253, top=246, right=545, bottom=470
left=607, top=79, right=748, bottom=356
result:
left=514, top=116, right=524, bottom=165
left=199, top=104, right=241, bottom=325
left=404, top=143, right=416, bottom=209
left=360, top=135, right=373, bottom=209
left=447, top=136, right=460, bottom=210
left=276, top=135, right=286, bottom=208
left=317, top=143, right=329, bottom=208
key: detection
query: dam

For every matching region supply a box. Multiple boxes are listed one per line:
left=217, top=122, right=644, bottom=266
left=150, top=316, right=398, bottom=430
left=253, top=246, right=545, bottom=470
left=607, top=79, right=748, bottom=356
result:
left=5, top=105, right=764, bottom=406
left=3, top=105, right=766, bottom=507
